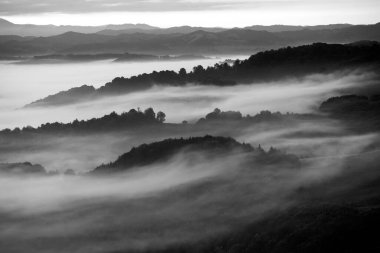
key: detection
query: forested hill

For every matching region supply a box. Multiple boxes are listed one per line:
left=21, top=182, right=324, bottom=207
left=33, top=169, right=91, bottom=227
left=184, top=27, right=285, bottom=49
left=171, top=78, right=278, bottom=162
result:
left=319, top=94, right=380, bottom=131
left=0, top=108, right=166, bottom=135
left=93, top=136, right=255, bottom=174
left=26, top=42, right=380, bottom=108
left=92, top=136, right=300, bottom=174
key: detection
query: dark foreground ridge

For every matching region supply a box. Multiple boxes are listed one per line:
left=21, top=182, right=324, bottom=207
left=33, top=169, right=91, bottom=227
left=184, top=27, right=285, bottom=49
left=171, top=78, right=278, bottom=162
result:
left=93, top=135, right=299, bottom=174
left=26, top=42, right=380, bottom=107
left=138, top=205, right=380, bottom=253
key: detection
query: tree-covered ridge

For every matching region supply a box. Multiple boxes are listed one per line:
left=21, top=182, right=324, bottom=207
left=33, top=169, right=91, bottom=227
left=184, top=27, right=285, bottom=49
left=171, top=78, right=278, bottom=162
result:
left=27, top=85, right=96, bottom=106
left=93, top=135, right=300, bottom=174
left=7, top=93, right=380, bottom=136
left=0, top=108, right=166, bottom=135
left=319, top=94, right=380, bottom=131
left=197, top=108, right=300, bottom=124
left=320, top=94, right=380, bottom=116
left=0, top=106, right=308, bottom=136
left=6, top=93, right=380, bottom=136
left=26, top=42, right=380, bottom=107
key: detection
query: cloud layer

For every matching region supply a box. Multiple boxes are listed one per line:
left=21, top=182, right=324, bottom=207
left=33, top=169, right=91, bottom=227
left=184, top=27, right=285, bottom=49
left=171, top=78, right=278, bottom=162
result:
left=1, top=0, right=378, bottom=27
left=0, top=0, right=252, bottom=15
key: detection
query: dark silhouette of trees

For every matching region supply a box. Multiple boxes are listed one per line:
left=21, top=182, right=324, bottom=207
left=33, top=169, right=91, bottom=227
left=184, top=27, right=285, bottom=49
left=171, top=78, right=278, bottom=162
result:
left=0, top=108, right=166, bottom=135
left=156, top=111, right=166, bottom=123
left=179, top=68, right=187, bottom=77
left=197, top=108, right=292, bottom=125
left=320, top=94, right=380, bottom=116
left=144, top=107, right=156, bottom=119
left=204, top=108, right=242, bottom=121
left=320, top=94, right=380, bottom=119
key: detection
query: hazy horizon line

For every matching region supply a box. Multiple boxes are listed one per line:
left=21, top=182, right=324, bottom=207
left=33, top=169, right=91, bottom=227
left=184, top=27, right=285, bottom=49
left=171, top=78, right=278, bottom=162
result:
left=1, top=16, right=379, bottom=29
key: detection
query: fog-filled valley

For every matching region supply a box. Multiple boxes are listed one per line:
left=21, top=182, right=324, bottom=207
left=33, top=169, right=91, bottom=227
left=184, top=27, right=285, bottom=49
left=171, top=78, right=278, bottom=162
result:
left=0, top=58, right=226, bottom=111
left=1, top=12, right=380, bottom=253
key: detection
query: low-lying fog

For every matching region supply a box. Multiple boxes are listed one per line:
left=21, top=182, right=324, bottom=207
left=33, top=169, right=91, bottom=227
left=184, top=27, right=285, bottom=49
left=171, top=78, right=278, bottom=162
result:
left=0, top=68, right=376, bottom=129
left=0, top=57, right=226, bottom=126
left=1, top=57, right=380, bottom=252
left=0, top=152, right=311, bottom=252
left=1, top=134, right=379, bottom=253
left=0, top=65, right=378, bottom=172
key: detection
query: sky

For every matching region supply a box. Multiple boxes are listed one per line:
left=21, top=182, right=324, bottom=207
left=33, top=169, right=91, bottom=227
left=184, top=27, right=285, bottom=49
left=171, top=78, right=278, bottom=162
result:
left=0, top=0, right=379, bottom=27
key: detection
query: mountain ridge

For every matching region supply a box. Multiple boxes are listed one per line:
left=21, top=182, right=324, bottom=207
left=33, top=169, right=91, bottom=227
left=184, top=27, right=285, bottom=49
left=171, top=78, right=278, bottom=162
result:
left=0, top=17, right=378, bottom=37
left=1, top=22, right=380, bottom=56
left=24, top=42, right=380, bottom=108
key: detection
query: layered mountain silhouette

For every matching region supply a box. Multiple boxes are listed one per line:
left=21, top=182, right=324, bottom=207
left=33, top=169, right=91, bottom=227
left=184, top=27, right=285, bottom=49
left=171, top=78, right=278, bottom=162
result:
left=0, top=18, right=356, bottom=37
left=0, top=18, right=157, bottom=37
left=1, top=21, right=380, bottom=56
left=16, top=52, right=206, bottom=63
left=245, top=24, right=353, bottom=32
left=25, top=42, right=380, bottom=107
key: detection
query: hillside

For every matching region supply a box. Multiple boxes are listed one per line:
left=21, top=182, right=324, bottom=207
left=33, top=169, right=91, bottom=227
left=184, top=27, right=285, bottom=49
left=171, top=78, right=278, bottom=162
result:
left=93, top=136, right=299, bottom=174
left=26, top=42, right=380, bottom=107
left=0, top=108, right=166, bottom=135
left=319, top=94, right=380, bottom=131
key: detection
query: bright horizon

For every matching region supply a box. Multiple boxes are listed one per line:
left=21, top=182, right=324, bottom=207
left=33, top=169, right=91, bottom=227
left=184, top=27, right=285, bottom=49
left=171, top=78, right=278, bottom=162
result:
left=0, top=0, right=379, bottom=28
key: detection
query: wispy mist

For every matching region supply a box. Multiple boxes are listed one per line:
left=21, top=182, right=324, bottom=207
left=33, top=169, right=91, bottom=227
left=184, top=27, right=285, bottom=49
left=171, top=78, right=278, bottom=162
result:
left=1, top=132, right=379, bottom=253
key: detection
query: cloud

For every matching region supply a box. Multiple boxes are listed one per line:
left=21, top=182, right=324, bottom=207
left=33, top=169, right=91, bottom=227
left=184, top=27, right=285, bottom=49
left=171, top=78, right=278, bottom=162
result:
left=1, top=0, right=378, bottom=16
left=2, top=0, right=379, bottom=27
left=0, top=0, right=253, bottom=15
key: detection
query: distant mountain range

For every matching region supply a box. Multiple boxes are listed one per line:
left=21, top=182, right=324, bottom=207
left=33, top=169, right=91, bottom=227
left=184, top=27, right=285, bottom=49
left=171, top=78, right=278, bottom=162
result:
left=0, top=18, right=357, bottom=37
left=1, top=18, right=380, bottom=57
left=0, top=19, right=379, bottom=56
left=245, top=24, right=353, bottom=32
left=0, top=18, right=157, bottom=37
left=13, top=53, right=207, bottom=63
